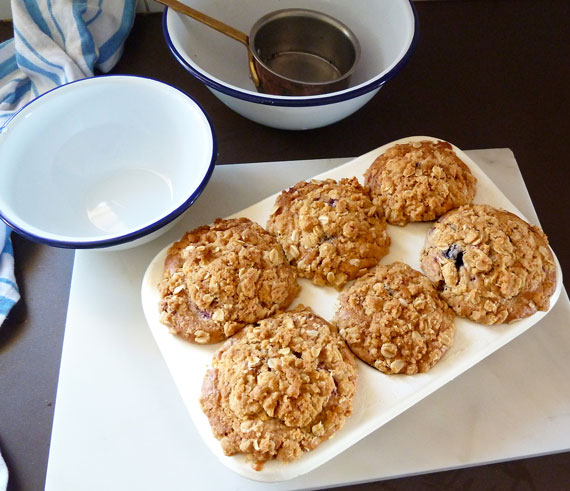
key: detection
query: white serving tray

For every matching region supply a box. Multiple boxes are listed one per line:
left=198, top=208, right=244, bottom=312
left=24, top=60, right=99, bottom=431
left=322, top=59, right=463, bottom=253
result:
left=141, top=136, right=562, bottom=482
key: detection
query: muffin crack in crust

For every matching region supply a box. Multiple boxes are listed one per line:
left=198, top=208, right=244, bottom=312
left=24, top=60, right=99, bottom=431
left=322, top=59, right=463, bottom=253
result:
left=199, top=306, right=358, bottom=469
left=266, top=177, right=391, bottom=289
left=334, top=262, right=455, bottom=375
left=420, top=204, right=557, bottom=324
left=364, top=140, right=477, bottom=225
left=158, top=218, right=300, bottom=344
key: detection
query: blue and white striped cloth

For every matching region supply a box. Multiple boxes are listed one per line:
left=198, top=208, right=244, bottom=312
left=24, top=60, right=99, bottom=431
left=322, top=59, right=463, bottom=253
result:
left=0, top=0, right=136, bottom=328
left=0, top=223, right=18, bottom=326
left=0, top=1, right=136, bottom=487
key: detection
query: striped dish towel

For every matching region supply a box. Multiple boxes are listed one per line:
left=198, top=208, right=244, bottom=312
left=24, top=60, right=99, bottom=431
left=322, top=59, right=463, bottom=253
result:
left=0, top=1, right=136, bottom=330
left=0, top=223, right=18, bottom=325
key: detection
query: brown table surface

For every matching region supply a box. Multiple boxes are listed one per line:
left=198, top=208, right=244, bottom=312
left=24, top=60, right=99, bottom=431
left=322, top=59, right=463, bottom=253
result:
left=1, top=1, right=569, bottom=490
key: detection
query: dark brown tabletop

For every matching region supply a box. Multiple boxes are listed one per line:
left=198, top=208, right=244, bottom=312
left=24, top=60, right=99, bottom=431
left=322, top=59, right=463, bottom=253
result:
left=1, top=1, right=569, bottom=490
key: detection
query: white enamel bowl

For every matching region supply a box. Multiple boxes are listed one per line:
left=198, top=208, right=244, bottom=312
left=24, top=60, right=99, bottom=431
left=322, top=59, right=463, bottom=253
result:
left=163, top=0, right=418, bottom=130
left=0, top=75, right=216, bottom=250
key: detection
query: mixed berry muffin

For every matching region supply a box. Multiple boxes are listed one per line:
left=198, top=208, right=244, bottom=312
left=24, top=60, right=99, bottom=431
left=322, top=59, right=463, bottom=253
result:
left=266, top=177, right=391, bottom=289
left=334, top=262, right=455, bottom=375
left=158, top=217, right=300, bottom=344
left=199, top=306, right=358, bottom=469
left=420, top=204, right=557, bottom=324
left=364, top=140, right=477, bottom=226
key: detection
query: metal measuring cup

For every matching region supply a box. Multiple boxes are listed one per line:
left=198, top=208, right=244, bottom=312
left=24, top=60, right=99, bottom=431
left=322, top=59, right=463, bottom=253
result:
left=157, top=1, right=360, bottom=96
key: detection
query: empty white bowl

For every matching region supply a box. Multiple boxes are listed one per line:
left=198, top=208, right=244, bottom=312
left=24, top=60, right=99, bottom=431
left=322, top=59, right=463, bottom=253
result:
left=0, top=75, right=216, bottom=250
left=163, top=0, right=418, bottom=130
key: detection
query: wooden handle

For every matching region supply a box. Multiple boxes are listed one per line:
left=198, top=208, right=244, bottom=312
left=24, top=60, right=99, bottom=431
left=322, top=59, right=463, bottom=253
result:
left=155, top=0, right=249, bottom=47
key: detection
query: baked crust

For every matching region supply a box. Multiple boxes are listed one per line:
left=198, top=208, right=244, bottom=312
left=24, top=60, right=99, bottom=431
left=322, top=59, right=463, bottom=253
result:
left=266, top=177, right=390, bottom=289
left=420, top=204, right=557, bottom=324
left=335, top=261, right=455, bottom=374
left=158, top=217, right=300, bottom=343
left=199, top=306, right=358, bottom=468
left=364, top=140, right=477, bottom=225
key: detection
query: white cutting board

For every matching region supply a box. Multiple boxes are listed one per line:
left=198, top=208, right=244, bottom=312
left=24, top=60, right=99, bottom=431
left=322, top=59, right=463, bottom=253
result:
left=46, top=147, right=570, bottom=491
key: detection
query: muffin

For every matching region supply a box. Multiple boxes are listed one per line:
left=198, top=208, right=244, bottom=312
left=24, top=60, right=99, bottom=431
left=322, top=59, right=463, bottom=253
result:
left=199, top=306, right=358, bottom=469
left=158, top=217, right=300, bottom=343
left=267, top=177, right=390, bottom=289
left=420, top=204, right=557, bottom=324
left=364, top=140, right=477, bottom=225
left=335, top=261, right=455, bottom=374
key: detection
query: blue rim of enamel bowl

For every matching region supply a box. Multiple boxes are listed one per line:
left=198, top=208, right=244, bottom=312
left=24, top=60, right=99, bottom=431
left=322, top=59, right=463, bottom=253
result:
left=0, top=75, right=217, bottom=249
left=162, top=1, right=419, bottom=107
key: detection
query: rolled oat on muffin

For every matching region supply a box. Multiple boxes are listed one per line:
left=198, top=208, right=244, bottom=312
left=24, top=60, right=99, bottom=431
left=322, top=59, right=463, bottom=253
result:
left=267, top=177, right=390, bottom=289
left=158, top=217, right=300, bottom=343
left=420, top=204, right=557, bottom=324
left=364, top=140, right=477, bottom=226
left=200, top=306, right=358, bottom=469
left=334, top=261, right=455, bottom=375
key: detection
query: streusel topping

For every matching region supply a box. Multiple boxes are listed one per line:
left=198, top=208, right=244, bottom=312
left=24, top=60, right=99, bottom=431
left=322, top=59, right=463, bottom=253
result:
left=420, top=204, right=557, bottom=324
left=200, top=306, right=358, bottom=468
left=159, top=218, right=300, bottom=343
left=267, top=178, right=390, bottom=289
left=364, top=140, right=477, bottom=225
left=335, top=262, right=455, bottom=374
